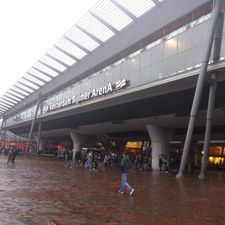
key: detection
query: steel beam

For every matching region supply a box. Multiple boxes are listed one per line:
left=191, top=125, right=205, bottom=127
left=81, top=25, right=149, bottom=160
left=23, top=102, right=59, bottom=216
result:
left=17, top=81, right=37, bottom=91
left=64, top=36, right=91, bottom=54
left=54, top=45, right=79, bottom=62
left=13, top=85, right=32, bottom=95
left=32, top=66, right=54, bottom=79
left=21, top=77, right=42, bottom=88
left=76, top=25, right=104, bottom=45
left=38, top=60, right=61, bottom=74
left=89, top=11, right=119, bottom=34
left=111, top=0, right=137, bottom=21
left=2, top=96, right=19, bottom=104
left=27, top=72, right=48, bottom=84
left=46, top=53, right=70, bottom=68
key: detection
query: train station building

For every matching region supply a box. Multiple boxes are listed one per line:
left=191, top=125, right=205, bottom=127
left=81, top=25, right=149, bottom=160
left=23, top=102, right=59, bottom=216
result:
left=1, top=0, right=225, bottom=177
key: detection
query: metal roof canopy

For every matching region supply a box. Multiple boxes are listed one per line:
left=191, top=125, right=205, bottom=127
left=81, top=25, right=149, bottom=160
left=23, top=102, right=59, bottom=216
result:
left=1, top=0, right=211, bottom=118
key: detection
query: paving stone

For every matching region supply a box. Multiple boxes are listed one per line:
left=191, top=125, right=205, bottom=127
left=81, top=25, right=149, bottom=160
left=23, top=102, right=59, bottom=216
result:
left=0, top=156, right=224, bottom=225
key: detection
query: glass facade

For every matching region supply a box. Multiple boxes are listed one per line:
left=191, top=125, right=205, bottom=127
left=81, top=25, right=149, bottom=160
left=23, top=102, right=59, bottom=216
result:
left=6, top=13, right=225, bottom=126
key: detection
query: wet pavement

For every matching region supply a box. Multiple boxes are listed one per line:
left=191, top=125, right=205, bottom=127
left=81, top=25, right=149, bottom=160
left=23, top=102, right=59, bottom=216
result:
left=0, top=156, right=225, bottom=225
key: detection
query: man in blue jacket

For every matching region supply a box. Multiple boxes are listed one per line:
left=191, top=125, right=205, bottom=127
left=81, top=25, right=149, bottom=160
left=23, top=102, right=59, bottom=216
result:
left=119, top=151, right=134, bottom=196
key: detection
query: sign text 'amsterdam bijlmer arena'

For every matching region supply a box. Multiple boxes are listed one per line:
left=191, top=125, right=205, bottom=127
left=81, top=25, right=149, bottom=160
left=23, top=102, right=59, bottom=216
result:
left=43, top=79, right=129, bottom=113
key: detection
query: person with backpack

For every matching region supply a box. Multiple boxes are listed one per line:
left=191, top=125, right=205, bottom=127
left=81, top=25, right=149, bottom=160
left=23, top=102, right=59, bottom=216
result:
left=118, top=151, right=134, bottom=196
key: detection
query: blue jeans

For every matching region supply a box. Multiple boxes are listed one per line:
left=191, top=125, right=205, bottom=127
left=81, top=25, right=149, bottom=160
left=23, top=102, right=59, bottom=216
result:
left=119, top=173, right=132, bottom=192
left=88, top=160, right=93, bottom=171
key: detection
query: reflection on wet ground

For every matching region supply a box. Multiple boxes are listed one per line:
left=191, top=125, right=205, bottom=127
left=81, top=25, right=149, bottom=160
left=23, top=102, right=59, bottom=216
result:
left=0, top=156, right=225, bottom=225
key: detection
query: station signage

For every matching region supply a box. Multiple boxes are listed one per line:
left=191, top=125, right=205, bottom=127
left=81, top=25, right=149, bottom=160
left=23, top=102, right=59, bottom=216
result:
left=43, top=78, right=129, bottom=113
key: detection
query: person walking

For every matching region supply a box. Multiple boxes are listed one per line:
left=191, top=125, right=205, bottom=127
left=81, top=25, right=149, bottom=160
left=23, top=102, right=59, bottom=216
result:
left=7, top=148, right=17, bottom=168
left=118, top=151, right=134, bottom=196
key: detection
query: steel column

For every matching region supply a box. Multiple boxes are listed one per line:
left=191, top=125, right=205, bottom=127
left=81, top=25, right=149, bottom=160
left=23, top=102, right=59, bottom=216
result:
left=199, top=6, right=224, bottom=179
left=36, top=102, right=43, bottom=156
left=25, top=96, right=41, bottom=156
left=176, top=0, right=223, bottom=178
left=0, top=117, right=4, bottom=139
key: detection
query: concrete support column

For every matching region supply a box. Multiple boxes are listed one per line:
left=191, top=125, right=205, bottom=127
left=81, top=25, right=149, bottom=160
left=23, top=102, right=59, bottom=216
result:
left=146, top=124, right=174, bottom=170
left=69, top=132, right=87, bottom=161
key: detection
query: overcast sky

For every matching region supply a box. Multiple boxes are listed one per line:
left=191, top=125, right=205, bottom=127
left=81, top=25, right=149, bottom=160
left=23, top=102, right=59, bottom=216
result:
left=0, top=0, right=98, bottom=97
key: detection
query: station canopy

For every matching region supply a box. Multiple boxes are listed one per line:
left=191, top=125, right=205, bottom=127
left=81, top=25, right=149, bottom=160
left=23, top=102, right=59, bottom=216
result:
left=0, top=0, right=164, bottom=117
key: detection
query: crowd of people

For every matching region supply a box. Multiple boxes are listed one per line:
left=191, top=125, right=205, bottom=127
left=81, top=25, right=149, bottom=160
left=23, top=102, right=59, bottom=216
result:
left=62, top=148, right=154, bottom=173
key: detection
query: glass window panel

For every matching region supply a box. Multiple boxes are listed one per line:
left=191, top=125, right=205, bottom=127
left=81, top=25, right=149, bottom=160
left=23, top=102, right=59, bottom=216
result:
left=130, top=71, right=139, bottom=87
left=178, top=29, right=193, bottom=53
left=77, top=13, right=115, bottom=42
left=116, top=0, right=155, bottom=18
left=58, top=92, right=63, bottom=103
left=220, top=35, right=225, bottom=58
left=112, top=65, right=121, bottom=82
left=164, top=37, right=177, bottom=58
left=140, top=66, right=150, bottom=85
left=192, top=44, right=206, bottom=66
left=223, top=16, right=225, bottom=36
left=140, top=49, right=151, bottom=68
left=151, top=43, right=163, bottom=63
left=33, top=62, right=59, bottom=77
left=193, top=20, right=209, bottom=46
left=71, top=83, right=81, bottom=97
left=122, top=68, right=130, bottom=82
left=121, top=60, right=130, bottom=77
left=150, top=61, right=163, bottom=81
left=92, top=72, right=105, bottom=89
left=40, top=55, right=67, bottom=72
left=91, top=0, right=133, bottom=31
left=177, top=49, right=193, bottom=72
left=63, top=88, right=71, bottom=100
left=104, top=70, right=113, bottom=85
left=80, top=78, right=92, bottom=93
left=66, top=26, right=99, bottom=51
left=47, top=47, right=76, bottom=66
left=130, top=55, right=140, bottom=72
left=56, top=37, right=87, bottom=60
left=164, top=55, right=177, bottom=76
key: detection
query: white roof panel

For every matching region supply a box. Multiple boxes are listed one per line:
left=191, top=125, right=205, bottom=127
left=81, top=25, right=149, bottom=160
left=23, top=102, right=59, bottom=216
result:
left=2, top=96, right=18, bottom=104
left=56, top=37, right=87, bottom=60
left=0, top=99, right=14, bottom=106
left=24, top=73, right=46, bottom=86
left=66, top=26, right=100, bottom=51
left=76, top=12, right=115, bottom=42
left=7, top=90, right=25, bottom=100
left=40, top=55, right=67, bottom=72
left=11, top=87, right=29, bottom=96
left=116, top=0, right=156, bottom=18
left=90, top=0, right=133, bottom=31
left=14, top=82, right=34, bottom=93
left=28, top=68, right=52, bottom=82
left=18, top=78, right=40, bottom=90
left=47, top=47, right=76, bottom=66
left=33, top=61, right=59, bottom=77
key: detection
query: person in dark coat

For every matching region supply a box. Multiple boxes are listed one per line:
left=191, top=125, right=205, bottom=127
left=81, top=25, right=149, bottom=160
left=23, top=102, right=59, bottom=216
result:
left=7, top=148, right=17, bottom=168
left=118, top=152, right=134, bottom=196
